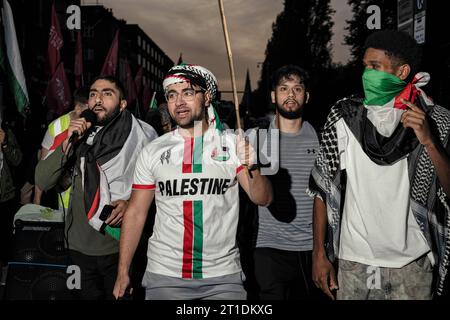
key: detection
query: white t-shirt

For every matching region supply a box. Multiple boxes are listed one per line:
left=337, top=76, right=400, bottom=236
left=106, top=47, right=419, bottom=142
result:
left=336, top=119, right=431, bottom=268
left=133, top=127, right=244, bottom=279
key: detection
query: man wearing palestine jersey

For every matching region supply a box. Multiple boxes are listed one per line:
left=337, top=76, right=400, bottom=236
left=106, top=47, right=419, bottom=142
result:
left=113, top=64, right=273, bottom=300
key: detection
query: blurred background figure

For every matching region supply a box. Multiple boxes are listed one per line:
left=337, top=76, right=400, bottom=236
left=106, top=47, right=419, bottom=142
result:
left=144, top=103, right=173, bottom=136
left=0, top=115, right=23, bottom=269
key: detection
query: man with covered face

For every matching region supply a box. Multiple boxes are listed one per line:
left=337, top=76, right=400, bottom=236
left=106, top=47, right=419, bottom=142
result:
left=36, top=76, right=157, bottom=299
left=310, top=30, right=450, bottom=300
left=113, top=64, right=273, bottom=300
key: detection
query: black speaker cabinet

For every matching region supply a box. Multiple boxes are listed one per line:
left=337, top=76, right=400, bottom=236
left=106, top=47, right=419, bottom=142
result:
left=4, top=220, right=74, bottom=300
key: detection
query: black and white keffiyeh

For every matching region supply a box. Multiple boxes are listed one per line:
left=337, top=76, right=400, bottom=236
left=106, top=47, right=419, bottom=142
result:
left=163, top=64, right=218, bottom=101
left=308, top=93, right=450, bottom=295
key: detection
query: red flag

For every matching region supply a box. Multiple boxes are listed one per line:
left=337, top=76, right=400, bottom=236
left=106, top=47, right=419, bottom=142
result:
left=45, top=62, right=72, bottom=116
left=74, top=31, right=83, bottom=89
left=100, top=30, right=119, bottom=77
left=125, top=59, right=137, bottom=104
left=134, top=66, right=144, bottom=96
left=142, top=83, right=152, bottom=111
left=47, top=2, right=64, bottom=76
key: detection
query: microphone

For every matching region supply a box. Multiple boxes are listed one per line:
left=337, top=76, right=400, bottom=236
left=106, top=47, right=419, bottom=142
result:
left=68, top=109, right=97, bottom=144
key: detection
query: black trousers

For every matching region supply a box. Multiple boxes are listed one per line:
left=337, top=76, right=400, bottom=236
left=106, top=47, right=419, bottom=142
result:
left=254, top=247, right=323, bottom=300
left=0, top=199, right=19, bottom=265
left=69, top=250, right=118, bottom=300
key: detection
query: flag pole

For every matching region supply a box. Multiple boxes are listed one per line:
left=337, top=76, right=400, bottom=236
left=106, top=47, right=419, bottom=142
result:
left=218, top=0, right=257, bottom=178
left=218, top=0, right=242, bottom=131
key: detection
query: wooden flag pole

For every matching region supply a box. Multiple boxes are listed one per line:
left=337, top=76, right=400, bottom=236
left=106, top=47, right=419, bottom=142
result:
left=218, top=0, right=242, bottom=131
left=218, top=0, right=258, bottom=178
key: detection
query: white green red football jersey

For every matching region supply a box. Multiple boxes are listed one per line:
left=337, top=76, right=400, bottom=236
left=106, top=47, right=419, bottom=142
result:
left=133, top=127, right=244, bottom=279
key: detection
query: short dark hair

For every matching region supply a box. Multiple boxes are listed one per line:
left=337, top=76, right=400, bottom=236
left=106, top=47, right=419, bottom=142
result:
left=90, top=75, right=126, bottom=100
left=271, top=65, right=310, bottom=91
left=73, top=86, right=89, bottom=105
left=364, top=30, right=422, bottom=77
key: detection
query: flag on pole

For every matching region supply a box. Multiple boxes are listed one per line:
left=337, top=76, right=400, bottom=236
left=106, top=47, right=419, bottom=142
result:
left=100, top=30, right=119, bottom=77
left=47, top=2, right=63, bottom=76
left=0, top=0, right=29, bottom=114
left=74, top=31, right=83, bottom=89
left=149, top=91, right=157, bottom=110
left=45, top=61, right=72, bottom=115
left=125, top=59, right=137, bottom=104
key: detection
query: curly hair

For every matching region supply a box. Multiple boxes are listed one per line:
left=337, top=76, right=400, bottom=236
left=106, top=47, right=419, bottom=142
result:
left=364, top=30, right=422, bottom=78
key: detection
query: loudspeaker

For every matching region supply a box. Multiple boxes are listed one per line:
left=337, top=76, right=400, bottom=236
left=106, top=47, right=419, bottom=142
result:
left=4, top=221, right=74, bottom=300
left=5, top=263, right=74, bottom=300
left=10, top=220, right=68, bottom=265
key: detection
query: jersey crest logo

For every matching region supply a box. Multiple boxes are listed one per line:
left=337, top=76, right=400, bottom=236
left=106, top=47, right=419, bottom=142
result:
left=211, top=146, right=230, bottom=161
left=160, top=149, right=171, bottom=165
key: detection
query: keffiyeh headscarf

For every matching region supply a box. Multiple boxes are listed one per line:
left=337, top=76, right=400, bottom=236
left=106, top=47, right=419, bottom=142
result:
left=163, top=64, right=223, bottom=131
left=163, top=64, right=218, bottom=101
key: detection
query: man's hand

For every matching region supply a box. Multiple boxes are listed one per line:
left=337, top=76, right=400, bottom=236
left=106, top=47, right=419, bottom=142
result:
left=67, top=118, right=92, bottom=142
left=312, top=251, right=338, bottom=300
left=62, top=118, right=92, bottom=153
left=0, top=128, right=6, bottom=145
left=105, top=200, right=128, bottom=226
left=113, top=272, right=131, bottom=300
left=400, top=98, right=434, bottom=147
left=236, top=135, right=257, bottom=167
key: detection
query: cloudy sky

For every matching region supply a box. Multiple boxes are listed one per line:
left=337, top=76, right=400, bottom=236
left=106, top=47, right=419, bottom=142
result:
left=87, top=0, right=352, bottom=99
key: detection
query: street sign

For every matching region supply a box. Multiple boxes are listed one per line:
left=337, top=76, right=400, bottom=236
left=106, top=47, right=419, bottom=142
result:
left=414, top=0, right=426, bottom=44
left=414, top=11, right=426, bottom=44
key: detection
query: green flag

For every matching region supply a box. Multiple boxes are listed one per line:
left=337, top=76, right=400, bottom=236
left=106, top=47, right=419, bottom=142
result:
left=0, top=0, right=29, bottom=114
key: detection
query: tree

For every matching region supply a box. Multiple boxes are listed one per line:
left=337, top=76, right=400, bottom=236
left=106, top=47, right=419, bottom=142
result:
left=345, top=0, right=397, bottom=64
left=254, top=0, right=334, bottom=118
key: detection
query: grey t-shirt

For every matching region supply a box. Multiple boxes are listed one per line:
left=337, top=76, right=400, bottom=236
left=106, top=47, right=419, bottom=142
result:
left=256, top=120, right=319, bottom=251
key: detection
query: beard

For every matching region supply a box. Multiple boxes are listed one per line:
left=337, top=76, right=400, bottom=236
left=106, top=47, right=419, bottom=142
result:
left=96, top=104, right=121, bottom=126
left=175, top=108, right=205, bottom=129
left=276, top=100, right=303, bottom=120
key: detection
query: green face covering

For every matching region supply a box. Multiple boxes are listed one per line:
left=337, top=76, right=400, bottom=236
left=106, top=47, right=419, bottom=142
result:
left=362, top=68, right=406, bottom=106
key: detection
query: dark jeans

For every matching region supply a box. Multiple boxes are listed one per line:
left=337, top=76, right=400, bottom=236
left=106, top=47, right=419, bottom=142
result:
left=69, top=250, right=118, bottom=300
left=254, top=247, right=323, bottom=300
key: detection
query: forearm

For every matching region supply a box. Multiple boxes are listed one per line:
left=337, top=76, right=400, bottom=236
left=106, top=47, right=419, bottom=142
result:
left=313, top=197, right=328, bottom=257
left=117, top=205, right=148, bottom=276
left=425, top=141, right=450, bottom=197
left=245, top=169, right=273, bottom=206
left=33, top=186, right=43, bottom=204
left=35, top=145, right=66, bottom=191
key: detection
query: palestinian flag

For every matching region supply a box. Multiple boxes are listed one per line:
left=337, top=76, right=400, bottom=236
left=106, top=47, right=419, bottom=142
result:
left=365, top=72, right=431, bottom=137
left=0, top=0, right=29, bottom=114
